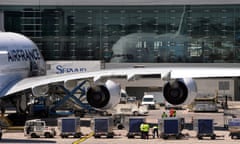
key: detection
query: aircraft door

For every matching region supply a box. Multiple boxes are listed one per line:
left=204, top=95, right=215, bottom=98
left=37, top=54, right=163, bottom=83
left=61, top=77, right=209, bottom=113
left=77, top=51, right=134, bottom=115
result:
left=29, top=60, right=39, bottom=76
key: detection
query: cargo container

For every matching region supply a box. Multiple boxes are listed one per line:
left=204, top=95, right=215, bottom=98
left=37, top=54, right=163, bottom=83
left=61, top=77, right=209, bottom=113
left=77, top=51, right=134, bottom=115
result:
left=93, top=117, right=114, bottom=138
left=228, top=118, right=240, bottom=139
left=57, top=117, right=82, bottom=138
left=127, top=117, right=145, bottom=138
left=159, top=117, right=184, bottom=139
left=194, top=119, right=216, bottom=139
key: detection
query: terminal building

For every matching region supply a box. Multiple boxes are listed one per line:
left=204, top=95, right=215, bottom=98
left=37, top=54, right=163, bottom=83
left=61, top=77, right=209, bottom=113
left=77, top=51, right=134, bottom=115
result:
left=1, top=0, right=240, bottom=101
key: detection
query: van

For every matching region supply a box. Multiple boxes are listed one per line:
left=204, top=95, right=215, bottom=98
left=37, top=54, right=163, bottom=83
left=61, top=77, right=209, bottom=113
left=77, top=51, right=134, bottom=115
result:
left=141, top=95, right=155, bottom=109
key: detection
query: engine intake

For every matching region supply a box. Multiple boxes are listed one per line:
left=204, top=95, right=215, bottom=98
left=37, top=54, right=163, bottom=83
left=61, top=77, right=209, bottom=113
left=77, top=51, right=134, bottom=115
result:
left=86, top=80, right=120, bottom=109
left=163, top=78, right=197, bottom=105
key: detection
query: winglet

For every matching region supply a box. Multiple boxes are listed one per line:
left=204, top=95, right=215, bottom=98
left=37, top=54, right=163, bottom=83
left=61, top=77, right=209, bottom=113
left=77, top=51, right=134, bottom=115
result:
left=162, top=71, right=171, bottom=81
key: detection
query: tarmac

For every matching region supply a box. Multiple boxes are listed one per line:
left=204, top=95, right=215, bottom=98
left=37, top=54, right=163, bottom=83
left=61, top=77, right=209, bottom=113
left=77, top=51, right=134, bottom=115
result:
left=1, top=105, right=240, bottom=144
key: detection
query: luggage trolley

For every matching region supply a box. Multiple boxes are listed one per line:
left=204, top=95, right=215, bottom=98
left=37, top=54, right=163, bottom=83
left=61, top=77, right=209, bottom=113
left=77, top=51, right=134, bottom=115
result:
left=159, top=117, right=184, bottom=139
left=228, top=118, right=240, bottom=139
left=194, top=119, right=216, bottom=140
left=93, top=117, right=114, bottom=138
left=127, top=117, right=145, bottom=138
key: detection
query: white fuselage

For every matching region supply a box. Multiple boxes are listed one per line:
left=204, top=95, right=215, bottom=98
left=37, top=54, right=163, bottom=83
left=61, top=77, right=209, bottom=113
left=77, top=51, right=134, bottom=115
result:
left=0, top=32, right=46, bottom=96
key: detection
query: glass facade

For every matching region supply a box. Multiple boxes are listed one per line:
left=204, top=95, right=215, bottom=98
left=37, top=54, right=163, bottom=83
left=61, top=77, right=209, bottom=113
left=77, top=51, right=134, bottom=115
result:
left=1, top=5, right=240, bottom=63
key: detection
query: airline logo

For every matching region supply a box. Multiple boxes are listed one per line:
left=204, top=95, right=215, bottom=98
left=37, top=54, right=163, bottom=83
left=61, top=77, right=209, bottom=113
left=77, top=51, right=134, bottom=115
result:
left=8, top=49, right=41, bottom=62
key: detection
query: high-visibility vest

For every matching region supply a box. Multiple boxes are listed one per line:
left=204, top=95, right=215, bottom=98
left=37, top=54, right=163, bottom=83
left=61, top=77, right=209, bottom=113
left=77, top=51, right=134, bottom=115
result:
left=143, top=124, right=149, bottom=132
left=162, top=112, right=167, bottom=118
left=153, top=125, right=158, bottom=130
left=140, top=123, right=144, bottom=131
left=170, top=109, right=174, bottom=117
left=173, top=110, right=176, bottom=117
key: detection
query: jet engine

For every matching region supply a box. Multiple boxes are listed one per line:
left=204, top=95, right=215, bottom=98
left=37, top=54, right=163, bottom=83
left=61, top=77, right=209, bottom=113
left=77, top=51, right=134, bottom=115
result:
left=86, top=80, right=121, bottom=109
left=163, top=78, right=197, bottom=105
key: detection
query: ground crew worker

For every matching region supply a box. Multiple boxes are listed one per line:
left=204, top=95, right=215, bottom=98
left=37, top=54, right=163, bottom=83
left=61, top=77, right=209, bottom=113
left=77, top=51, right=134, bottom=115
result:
left=173, top=109, right=176, bottom=117
left=162, top=111, right=168, bottom=118
left=169, top=108, right=175, bottom=117
left=152, top=125, right=159, bottom=138
left=140, top=122, right=145, bottom=139
left=143, top=122, right=150, bottom=139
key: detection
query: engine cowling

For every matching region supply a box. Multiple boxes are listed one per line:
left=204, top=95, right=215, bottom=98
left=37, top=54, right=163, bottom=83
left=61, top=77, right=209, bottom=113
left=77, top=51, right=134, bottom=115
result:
left=86, top=80, right=121, bottom=109
left=163, top=78, right=197, bottom=105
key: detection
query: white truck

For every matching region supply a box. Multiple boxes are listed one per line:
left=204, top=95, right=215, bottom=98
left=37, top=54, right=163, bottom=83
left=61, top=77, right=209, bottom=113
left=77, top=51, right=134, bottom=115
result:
left=24, top=119, right=56, bottom=138
left=143, top=92, right=165, bottom=106
left=141, top=94, right=156, bottom=109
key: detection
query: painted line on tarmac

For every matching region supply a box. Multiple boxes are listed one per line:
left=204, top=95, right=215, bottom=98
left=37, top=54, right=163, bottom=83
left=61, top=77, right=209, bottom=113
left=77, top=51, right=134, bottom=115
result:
left=72, top=132, right=94, bottom=144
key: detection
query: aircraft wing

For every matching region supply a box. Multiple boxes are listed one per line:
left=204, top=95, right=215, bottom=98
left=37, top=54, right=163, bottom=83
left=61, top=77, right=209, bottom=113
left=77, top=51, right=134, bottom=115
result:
left=5, top=67, right=240, bottom=96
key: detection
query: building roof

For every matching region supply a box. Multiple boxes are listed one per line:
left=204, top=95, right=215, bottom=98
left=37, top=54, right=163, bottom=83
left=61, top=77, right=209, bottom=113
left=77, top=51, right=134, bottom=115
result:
left=1, top=0, right=240, bottom=6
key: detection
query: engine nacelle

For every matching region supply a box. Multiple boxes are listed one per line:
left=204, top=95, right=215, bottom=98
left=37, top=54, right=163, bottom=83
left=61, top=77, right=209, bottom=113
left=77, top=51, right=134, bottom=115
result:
left=86, top=80, right=121, bottom=109
left=163, top=78, right=197, bottom=105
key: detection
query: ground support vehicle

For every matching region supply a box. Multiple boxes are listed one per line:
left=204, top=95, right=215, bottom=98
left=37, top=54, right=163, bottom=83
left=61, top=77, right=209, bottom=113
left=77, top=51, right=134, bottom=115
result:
left=192, top=96, right=218, bottom=112
left=113, top=103, right=148, bottom=116
left=126, top=117, right=145, bottom=138
left=24, top=119, right=56, bottom=138
left=58, top=117, right=82, bottom=138
left=92, top=117, right=114, bottom=138
left=159, top=117, right=184, bottom=139
left=141, top=95, right=155, bottom=109
left=194, top=119, right=216, bottom=140
left=228, top=118, right=240, bottom=139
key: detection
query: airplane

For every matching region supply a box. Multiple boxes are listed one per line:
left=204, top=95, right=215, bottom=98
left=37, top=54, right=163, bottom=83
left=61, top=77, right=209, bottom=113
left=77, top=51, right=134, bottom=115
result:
left=110, top=6, right=189, bottom=63
left=1, top=32, right=240, bottom=115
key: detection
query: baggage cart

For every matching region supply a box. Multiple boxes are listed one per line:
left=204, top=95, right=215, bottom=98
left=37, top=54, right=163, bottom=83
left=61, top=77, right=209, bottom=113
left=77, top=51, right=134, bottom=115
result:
left=228, top=118, right=240, bottom=139
left=58, top=117, right=82, bottom=138
left=159, top=117, right=184, bottom=139
left=93, top=117, right=114, bottom=138
left=126, top=117, right=145, bottom=138
left=194, top=119, right=216, bottom=139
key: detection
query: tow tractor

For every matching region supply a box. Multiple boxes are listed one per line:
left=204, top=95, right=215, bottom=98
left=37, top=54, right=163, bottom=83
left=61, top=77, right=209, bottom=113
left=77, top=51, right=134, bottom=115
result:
left=24, top=119, right=56, bottom=138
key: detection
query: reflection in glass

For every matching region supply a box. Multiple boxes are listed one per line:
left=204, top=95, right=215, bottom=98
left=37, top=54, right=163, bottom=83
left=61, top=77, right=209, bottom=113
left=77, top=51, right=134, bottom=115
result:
left=2, top=5, right=240, bottom=62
